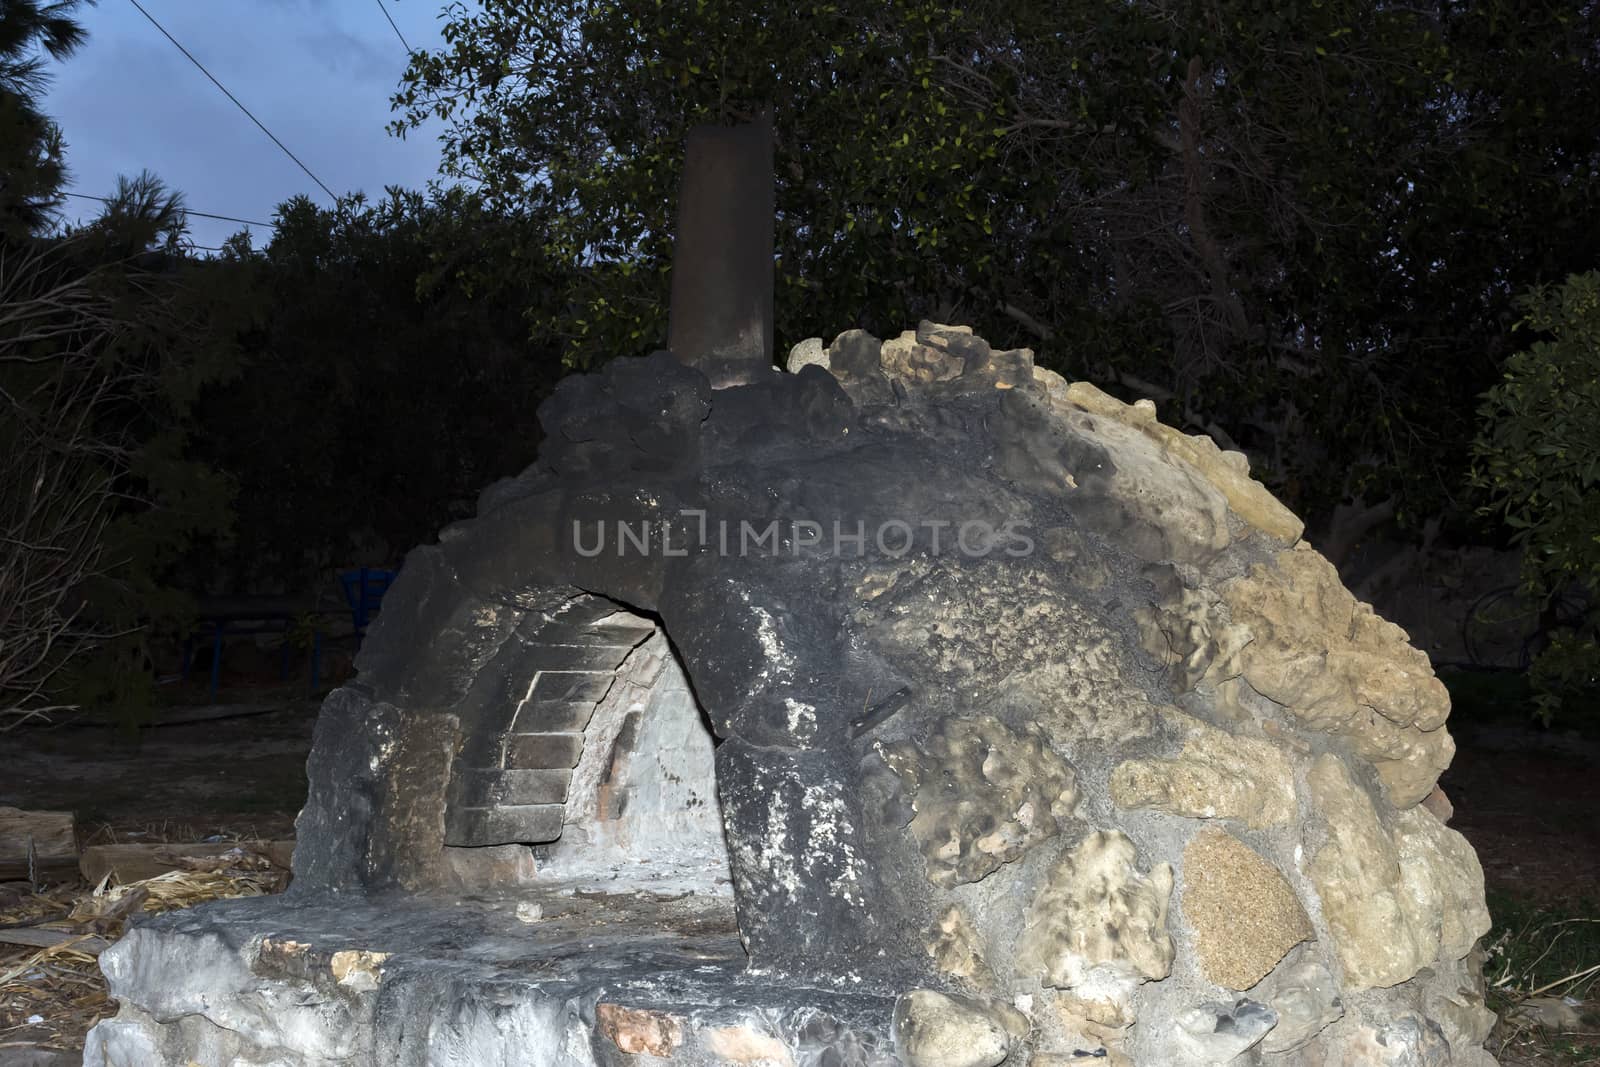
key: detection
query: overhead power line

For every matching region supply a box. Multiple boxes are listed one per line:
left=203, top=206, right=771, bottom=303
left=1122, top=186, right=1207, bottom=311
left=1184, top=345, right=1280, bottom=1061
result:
left=125, top=0, right=339, bottom=203
left=373, top=0, right=414, bottom=54
left=63, top=191, right=274, bottom=230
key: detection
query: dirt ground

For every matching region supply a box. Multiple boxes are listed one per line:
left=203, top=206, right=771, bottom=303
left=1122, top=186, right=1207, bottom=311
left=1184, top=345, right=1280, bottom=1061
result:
left=1, top=703, right=315, bottom=843
left=1442, top=725, right=1600, bottom=908
left=1, top=701, right=1595, bottom=1062
left=1441, top=724, right=1600, bottom=1066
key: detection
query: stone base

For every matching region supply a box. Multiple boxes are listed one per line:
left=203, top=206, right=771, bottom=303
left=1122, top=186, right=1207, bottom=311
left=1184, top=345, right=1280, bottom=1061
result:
left=85, top=887, right=898, bottom=1067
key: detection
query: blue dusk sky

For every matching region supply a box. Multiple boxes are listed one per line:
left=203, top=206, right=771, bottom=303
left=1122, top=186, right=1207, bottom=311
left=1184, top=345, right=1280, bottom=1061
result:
left=43, top=0, right=463, bottom=250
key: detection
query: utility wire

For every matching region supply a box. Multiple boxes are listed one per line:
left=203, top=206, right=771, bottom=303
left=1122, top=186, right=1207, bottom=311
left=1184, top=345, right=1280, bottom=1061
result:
left=63, top=191, right=274, bottom=229
left=125, top=0, right=339, bottom=203
left=373, top=0, right=414, bottom=55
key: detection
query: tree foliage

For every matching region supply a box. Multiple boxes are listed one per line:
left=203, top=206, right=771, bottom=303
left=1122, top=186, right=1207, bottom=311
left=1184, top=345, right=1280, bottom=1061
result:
left=0, top=0, right=240, bottom=721
left=184, top=188, right=566, bottom=592
left=0, top=241, right=120, bottom=722
left=0, top=200, right=241, bottom=721
left=0, top=0, right=89, bottom=237
left=395, top=0, right=1600, bottom=535
left=1471, top=271, right=1600, bottom=721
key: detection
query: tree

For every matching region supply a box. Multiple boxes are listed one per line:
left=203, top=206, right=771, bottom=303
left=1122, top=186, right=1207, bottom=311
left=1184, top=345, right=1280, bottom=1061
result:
left=0, top=1, right=247, bottom=721
left=0, top=240, right=119, bottom=723
left=1471, top=271, right=1600, bottom=721
left=394, top=0, right=1600, bottom=540
left=0, top=0, right=89, bottom=237
left=0, top=174, right=240, bottom=724
left=184, top=187, right=566, bottom=594
left=395, top=0, right=1009, bottom=365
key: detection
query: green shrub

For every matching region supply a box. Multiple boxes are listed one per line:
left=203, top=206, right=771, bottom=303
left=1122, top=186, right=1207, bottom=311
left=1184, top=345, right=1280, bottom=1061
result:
left=1471, top=272, right=1600, bottom=724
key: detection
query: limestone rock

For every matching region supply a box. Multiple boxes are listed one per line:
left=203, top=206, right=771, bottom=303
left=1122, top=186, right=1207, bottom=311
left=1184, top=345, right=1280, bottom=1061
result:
left=786, top=336, right=828, bottom=373
left=1060, top=379, right=1303, bottom=543
left=986, top=348, right=1036, bottom=389
left=1306, top=754, right=1491, bottom=990
left=883, top=715, right=1079, bottom=887
left=1181, top=828, right=1312, bottom=990
left=825, top=329, right=894, bottom=404
left=915, top=320, right=974, bottom=345
left=1110, top=717, right=1296, bottom=828
left=1222, top=544, right=1456, bottom=806
left=1252, top=957, right=1342, bottom=1052
left=857, top=558, right=1157, bottom=744
left=1329, top=1015, right=1455, bottom=1067
left=828, top=328, right=883, bottom=377
left=880, top=330, right=964, bottom=384
left=1035, top=1053, right=1134, bottom=1067
left=1421, top=949, right=1498, bottom=1053
left=1051, top=990, right=1134, bottom=1031
left=1039, top=525, right=1111, bottom=589
left=597, top=1003, right=684, bottom=1056
left=1018, top=831, right=1175, bottom=990
left=1165, top=999, right=1278, bottom=1066
left=1421, top=784, right=1454, bottom=825
left=902, top=321, right=1034, bottom=388
left=1394, top=805, right=1495, bottom=975
left=705, top=1025, right=799, bottom=1065
left=992, top=377, right=1235, bottom=566
left=893, top=990, right=1020, bottom=1067
left=1055, top=407, right=1234, bottom=566
left=1132, top=566, right=1252, bottom=696
left=927, top=906, right=993, bottom=984
left=1033, top=988, right=1136, bottom=1065
left=1032, top=365, right=1073, bottom=408
left=1132, top=542, right=1459, bottom=806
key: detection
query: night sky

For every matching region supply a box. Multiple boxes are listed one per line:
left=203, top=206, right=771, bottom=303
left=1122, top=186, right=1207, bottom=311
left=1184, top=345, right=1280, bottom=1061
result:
left=44, top=0, right=455, bottom=250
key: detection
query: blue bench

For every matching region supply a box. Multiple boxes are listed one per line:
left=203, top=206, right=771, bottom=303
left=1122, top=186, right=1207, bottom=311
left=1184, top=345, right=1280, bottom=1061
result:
left=179, top=568, right=398, bottom=699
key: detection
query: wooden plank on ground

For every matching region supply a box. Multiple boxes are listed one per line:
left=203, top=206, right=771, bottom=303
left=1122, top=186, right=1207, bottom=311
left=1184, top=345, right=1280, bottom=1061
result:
left=0, top=926, right=111, bottom=955
left=0, top=809, right=77, bottom=883
left=79, top=840, right=294, bottom=886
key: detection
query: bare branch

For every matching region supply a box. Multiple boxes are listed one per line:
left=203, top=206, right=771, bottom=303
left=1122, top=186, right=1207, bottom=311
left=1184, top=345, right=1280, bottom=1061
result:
left=0, top=238, right=135, bottom=720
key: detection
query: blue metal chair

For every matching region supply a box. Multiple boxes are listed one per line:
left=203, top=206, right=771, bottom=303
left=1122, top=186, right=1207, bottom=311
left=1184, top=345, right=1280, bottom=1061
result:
left=310, top=568, right=398, bottom=690
left=179, top=598, right=306, bottom=699
left=339, top=567, right=398, bottom=635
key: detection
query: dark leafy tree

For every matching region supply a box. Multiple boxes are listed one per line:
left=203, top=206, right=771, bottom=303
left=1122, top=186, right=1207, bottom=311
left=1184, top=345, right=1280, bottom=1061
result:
left=1471, top=271, right=1600, bottom=722
left=0, top=0, right=89, bottom=237
left=394, top=0, right=1600, bottom=545
left=186, top=187, right=567, bottom=594
left=2, top=171, right=240, bottom=723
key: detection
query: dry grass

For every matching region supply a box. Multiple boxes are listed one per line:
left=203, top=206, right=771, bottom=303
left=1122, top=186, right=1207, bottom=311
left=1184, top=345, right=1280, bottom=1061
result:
left=0, top=841, right=288, bottom=1054
left=1486, top=890, right=1600, bottom=1065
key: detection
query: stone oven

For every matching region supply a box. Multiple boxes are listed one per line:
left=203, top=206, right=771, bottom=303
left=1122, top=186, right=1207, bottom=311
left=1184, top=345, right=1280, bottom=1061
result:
left=85, top=320, right=1497, bottom=1066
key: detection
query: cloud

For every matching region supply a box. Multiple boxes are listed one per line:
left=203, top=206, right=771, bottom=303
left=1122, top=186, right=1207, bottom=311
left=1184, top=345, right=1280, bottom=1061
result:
left=299, top=26, right=404, bottom=83
left=42, top=0, right=448, bottom=247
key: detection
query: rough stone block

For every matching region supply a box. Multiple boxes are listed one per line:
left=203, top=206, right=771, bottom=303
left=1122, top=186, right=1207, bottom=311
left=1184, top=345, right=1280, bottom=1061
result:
left=452, top=768, right=571, bottom=807
left=445, top=803, right=565, bottom=846
left=504, top=732, right=586, bottom=770
left=513, top=698, right=603, bottom=733
left=529, top=671, right=618, bottom=704
left=522, top=642, right=638, bottom=672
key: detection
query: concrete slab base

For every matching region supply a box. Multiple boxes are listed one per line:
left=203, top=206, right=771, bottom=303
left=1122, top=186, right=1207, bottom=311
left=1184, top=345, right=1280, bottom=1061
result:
left=85, top=886, right=898, bottom=1067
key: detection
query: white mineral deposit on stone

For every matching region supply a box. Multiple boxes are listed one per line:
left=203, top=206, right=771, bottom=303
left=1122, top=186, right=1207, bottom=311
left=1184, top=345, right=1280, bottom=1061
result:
left=784, top=697, right=817, bottom=741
